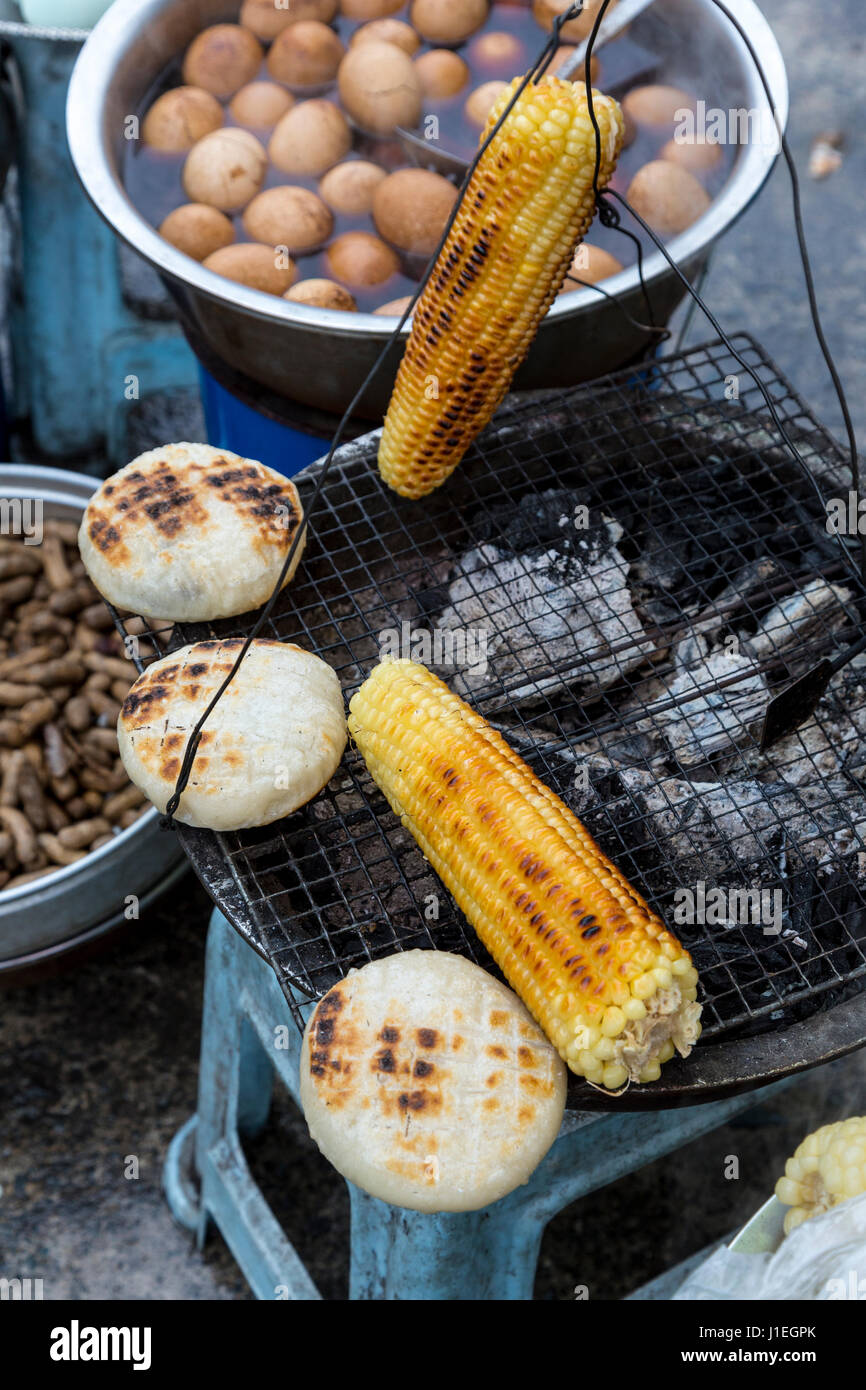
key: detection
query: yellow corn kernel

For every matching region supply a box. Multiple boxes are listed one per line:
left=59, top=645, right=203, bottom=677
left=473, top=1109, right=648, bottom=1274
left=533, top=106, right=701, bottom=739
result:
left=377, top=76, right=624, bottom=499
left=348, top=659, right=701, bottom=1090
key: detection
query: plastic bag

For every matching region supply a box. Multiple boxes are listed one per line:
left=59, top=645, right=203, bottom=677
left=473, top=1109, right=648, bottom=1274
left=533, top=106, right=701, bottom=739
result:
left=674, top=1191, right=866, bottom=1300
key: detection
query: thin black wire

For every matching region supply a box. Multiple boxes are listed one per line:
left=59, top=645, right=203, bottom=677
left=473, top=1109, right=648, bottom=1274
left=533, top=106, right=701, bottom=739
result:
left=581, top=0, right=863, bottom=591
left=162, top=3, right=589, bottom=824
left=564, top=269, right=671, bottom=342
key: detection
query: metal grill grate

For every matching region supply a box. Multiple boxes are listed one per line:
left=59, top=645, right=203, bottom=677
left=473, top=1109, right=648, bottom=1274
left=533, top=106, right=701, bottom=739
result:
left=118, top=334, right=866, bottom=1097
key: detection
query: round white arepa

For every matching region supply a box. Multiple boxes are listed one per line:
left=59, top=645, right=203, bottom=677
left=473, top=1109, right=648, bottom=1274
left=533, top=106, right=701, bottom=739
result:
left=300, top=950, right=566, bottom=1212
left=78, top=442, right=305, bottom=621
left=118, top=639, right=346, bottom=830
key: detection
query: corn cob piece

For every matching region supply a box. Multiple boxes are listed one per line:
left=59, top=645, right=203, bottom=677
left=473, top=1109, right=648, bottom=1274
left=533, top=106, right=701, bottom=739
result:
left=348, top=659, right=701, bottom=1090
left=775, top=1117, right=866, bottom=1235
left=377, top=76, right=624, bottom=500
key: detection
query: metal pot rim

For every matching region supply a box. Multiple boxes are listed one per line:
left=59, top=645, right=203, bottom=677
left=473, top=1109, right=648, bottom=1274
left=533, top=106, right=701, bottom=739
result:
left=65, top=0, right=788, bottom=340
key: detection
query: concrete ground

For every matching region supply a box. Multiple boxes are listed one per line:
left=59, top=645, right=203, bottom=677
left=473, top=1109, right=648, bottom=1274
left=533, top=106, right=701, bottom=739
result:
left=1, top=0, right=865, bottom=1301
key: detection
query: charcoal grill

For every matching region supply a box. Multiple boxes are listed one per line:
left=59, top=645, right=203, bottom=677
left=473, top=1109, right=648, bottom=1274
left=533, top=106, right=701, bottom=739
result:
left=116, top=334, right=866, bottom=1109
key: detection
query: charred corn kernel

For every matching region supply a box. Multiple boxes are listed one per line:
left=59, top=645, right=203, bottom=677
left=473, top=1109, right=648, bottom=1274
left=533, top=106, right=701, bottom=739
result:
left=348, top=659, right=701, bottom=1089
left=377, top=77, right=623, bottom=500
left=775, top=1117, right=866, bottom=1235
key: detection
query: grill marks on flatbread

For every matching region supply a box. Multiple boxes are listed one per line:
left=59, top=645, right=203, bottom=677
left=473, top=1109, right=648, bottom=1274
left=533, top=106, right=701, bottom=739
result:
left=118, top=638, right=347, bottom=830
left=79, top=444, right=305, bottom=621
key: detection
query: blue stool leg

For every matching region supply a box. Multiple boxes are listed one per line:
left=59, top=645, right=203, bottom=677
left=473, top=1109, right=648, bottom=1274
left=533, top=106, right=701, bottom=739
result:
left=173, top=910, right=319, bottom=1299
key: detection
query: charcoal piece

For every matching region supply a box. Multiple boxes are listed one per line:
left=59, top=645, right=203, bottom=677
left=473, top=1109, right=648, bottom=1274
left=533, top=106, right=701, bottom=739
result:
left=659, top=636, right=769, bottom=766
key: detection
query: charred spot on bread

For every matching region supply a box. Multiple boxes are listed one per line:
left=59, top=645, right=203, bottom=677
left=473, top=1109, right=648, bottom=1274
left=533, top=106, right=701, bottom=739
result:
left=416, top=1027, right=438, bottom=1048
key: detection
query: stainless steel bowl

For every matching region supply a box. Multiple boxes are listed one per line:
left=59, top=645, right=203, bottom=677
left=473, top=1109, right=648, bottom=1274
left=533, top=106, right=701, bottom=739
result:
left=66, top=0, right=787, bottom=418
left=0, top=465, right=186, bottom=967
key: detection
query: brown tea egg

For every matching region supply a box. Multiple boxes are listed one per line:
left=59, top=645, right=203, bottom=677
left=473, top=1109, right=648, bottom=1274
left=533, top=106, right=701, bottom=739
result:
left=659, top=136, right=724, bottom=174
left=338, top=42, right=422, bottom=136
left=621, top=84, right=695, bottom=127
left=374, top=295, right=413, bottom=315
left=468, top=31, right=524, bottom=71
left=286, top=278, right=358, bottom=310
left=558, top=242, right=623, bottom=293
left=243, top=185, right=335, bottom=253
left=626, top=160, right=711, bottom=237
left=339, top=0, right=404, bottom=18
left=464, top=80, right=508, bottom=128
left=325, top=231, right=399, bottom=286
left=241, top=0, right=338, bottom=40
left=414, top=48, right=469, bottom=98
left=551, top=44, right=598, bottom=83
left=182, top=128, right=267, bottom=212
left=142, top=87, right=223, bottom=152
left=182, top=24, right=263, bottom=100
left=372, top=168, right=457, bottom=257
left=269, top=100, right=352, bottom=176
left=203, top=243, right=298, bottom=295
left=350, top=19, right=420, bottom=55
left=230, top=82, right=295, bottom=130
left=267, top=21, right=346, bottom=88
left=319, top=159, right=387, bottom=214
left=533, top=0, right=613, bottom=43
left=410, top=0, right=488, bottom=46
left=159, top=203, right=235, bottom=261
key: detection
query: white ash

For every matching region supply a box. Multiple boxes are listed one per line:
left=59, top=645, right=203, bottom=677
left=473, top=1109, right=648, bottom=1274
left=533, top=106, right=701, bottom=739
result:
left=438, top=500, right=652, bottom=699
left=743, top=577, right=853, bottom=661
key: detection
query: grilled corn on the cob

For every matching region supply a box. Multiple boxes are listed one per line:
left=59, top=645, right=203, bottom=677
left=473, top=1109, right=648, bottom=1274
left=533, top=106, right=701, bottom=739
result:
left=377, top=76, right=623, bottom=500
left=348, top=659, right=701, bottom=1090
left=775, top=1117, right=866, bottom=1234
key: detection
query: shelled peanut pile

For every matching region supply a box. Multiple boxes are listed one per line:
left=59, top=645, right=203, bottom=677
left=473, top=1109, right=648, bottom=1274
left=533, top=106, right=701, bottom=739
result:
left=0, top=521, right=170, bottom=892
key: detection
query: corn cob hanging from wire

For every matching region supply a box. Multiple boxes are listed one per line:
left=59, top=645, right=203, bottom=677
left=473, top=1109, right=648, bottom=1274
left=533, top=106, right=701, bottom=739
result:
left=348, top=659, right=701, bottom=1090
left=377, top=76, right=624, bottom=500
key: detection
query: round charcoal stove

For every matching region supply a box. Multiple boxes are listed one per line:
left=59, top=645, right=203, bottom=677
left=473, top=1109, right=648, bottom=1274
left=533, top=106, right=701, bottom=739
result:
left=110, top=336, right=866, bottom=1110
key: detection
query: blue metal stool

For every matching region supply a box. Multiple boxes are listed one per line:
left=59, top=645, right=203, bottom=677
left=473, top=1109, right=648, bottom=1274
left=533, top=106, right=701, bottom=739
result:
left=164, top=907, right=795, bottom=1301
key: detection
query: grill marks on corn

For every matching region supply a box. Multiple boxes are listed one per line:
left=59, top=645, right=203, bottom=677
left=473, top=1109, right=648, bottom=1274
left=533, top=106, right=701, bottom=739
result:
left=378, top=79, right=624, bottom=499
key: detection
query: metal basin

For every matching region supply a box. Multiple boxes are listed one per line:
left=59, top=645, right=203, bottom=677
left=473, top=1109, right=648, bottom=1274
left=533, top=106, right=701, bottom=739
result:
left=66, top=0, right=787, bottom=419
left=0, top=465, right=186, bottom=968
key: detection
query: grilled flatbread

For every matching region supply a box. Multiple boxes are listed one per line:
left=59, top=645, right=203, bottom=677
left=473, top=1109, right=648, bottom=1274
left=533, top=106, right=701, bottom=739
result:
left=118, top=639, right=346, bottom=830
left=79, top=442, right=304, bottom=621
left=300, top=950, right=566, bottom=1212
